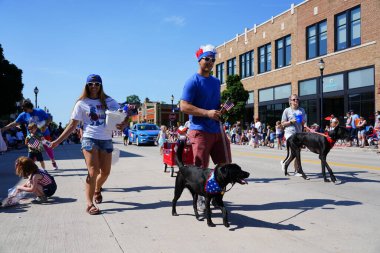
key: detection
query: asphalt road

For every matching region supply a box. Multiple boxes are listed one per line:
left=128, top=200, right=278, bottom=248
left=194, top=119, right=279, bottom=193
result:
left=0, top=138, right=379, bottom=253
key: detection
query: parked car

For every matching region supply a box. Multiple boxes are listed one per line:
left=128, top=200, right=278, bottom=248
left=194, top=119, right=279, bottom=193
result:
left=129, top=123, right=160, bottom=146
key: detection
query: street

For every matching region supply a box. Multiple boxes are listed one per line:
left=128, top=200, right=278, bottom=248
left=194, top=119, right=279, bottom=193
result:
left=0, top=138, right=379, bottom=253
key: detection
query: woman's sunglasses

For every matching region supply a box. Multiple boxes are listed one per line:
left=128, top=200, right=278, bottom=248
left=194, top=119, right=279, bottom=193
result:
left=87, top=82, right=101, bottom=87
left=202, top=57, right=216, bottom=63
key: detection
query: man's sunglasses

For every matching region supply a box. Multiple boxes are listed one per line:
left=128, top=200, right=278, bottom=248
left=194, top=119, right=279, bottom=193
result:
left=291, top=98, right=299, bottom=101
left=202, top=57, right=216, bottom=63
left=87, top=82, right=101, bottom=87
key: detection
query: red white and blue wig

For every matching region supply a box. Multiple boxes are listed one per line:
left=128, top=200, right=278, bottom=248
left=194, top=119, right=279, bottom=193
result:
left=196, top=44, right=217, bottom=62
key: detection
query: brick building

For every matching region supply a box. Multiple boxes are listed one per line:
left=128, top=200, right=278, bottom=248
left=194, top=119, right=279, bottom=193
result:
left=129, top=99, right=188, bottom=127
left=214, top=0, right=380, bottom=128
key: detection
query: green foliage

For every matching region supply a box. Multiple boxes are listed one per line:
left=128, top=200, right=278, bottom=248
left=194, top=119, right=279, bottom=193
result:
left=221, top=75, right=249, bottom=125
left=0, top=44, right=24, bottom=118
left=126, top=95, right=141, bottom=104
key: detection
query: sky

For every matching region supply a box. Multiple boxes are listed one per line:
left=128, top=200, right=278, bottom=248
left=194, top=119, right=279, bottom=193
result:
left=0, top=0, right=303, bottom=124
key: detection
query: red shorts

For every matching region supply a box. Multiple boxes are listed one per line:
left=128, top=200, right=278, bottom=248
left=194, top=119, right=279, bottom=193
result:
left=188, top=130, right=232, bottom=168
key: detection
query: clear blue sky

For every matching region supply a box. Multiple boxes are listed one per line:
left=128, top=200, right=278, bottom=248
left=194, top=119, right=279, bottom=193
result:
left=0, top=0, right=303, bottom=124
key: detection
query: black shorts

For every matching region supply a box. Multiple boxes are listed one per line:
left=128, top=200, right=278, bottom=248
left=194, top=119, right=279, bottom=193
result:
left=43, top=182, right=57, bottom=197
left=28, top=152, right=44, bottom=162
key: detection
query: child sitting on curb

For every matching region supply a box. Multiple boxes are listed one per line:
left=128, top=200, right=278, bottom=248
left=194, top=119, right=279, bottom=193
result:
left=14, top=156, right=57, bottom=203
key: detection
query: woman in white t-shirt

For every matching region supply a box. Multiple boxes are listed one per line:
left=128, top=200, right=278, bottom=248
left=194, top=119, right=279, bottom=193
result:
left=51, top=74, right=128, bottom=215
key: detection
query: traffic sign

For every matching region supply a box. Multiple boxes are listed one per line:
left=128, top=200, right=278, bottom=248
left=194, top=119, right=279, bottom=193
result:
left=169, top=113, right=176, bottom=121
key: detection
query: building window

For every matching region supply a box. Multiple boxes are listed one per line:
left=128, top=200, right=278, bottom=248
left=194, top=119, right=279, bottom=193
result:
left=274, top=84, right=291, bottom=99
left=259, top=88, right=273, bottom=102
left=216, top=62, right=224, bottom=84
left=227, top=57, right=236, bottom=76
left=306, top=20, right=327, bottom=60
left=239, top=51, right=254, bottom=78
left=259, top=84, right=290, bottom=102
left=348, top=92, right=374, bottom=124
left=258, top=43, right=271, bottom=74
left=276, top=35, right=291, bottom=68
left=335, top=6, right=361, bottom=51
left=348, top=68, right=374, bottom=89
left=248, top=91, right=254, bottom=104
left=323, top=74, right=344, bottom=93
left=299, top=79, right=317, bottom=96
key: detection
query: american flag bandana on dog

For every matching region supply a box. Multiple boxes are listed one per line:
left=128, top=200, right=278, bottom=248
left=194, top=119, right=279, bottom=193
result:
left=28, top=137, right=41, bottom=149
left=222, top=100, right=234, bottom=112
left=205, top=170, right=222, bottom=194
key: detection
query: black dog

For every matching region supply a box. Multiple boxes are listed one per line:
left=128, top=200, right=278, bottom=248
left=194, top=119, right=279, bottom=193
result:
left=281, top=126, right=350, bottom=182
left=172, top=141, right=250, bottom=227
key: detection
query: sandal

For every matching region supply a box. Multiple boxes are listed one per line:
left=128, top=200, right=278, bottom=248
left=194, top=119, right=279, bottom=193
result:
left=94, top=191, right=103, bottom=204
left=86, top=204, right=101, bottom=215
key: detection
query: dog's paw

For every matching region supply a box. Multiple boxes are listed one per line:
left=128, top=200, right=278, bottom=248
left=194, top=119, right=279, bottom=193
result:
left=172, top=212, right=178, bottom=216
left=324, top=178, right=330, bottom=183
left=224, top=222, right=230, bottom=228
left=207, top=222, right=216, bottom=227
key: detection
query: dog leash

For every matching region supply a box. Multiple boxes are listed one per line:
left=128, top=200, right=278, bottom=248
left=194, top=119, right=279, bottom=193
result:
left=221, top=183, right=236, bottom=195
left=219, top=121, right=230, bottom=164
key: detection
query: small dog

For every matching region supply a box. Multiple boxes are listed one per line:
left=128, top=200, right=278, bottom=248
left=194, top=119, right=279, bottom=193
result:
left=281, top=126, right=350, bottom=182
left=172, top=141, right=250, bottom=227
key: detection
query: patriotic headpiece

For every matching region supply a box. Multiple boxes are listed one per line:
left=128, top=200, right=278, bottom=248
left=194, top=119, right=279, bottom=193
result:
left=195, top=44, right=217, bottom=62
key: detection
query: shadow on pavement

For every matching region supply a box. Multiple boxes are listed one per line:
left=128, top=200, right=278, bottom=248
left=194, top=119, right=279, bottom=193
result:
left=48, top=196, right=77, bottom=204
left=228, top=198, right=361, bottom=212
left=103, top=185, right=174, bottom=193
left=300, top=170, right=380, bottom=184
left=0, top=203, right=30, bottom=213
left=227, top=198, right=361, bottom=230
left=229, top=212, right=304, bottom=231
left=0, top=197, right=76, bottom=213
left=334, top=171, right=380, bottom=184
left=101, top=200, right=192, bottom=213
left=50, top=168, right=88, bottom=178
left=52, top=145, right=143, bottom=161
left=247, top=177, right=290, bottom=183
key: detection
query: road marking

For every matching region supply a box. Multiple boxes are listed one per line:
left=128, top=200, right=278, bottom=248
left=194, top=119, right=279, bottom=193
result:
left=233, top=151, right=380, bottom=171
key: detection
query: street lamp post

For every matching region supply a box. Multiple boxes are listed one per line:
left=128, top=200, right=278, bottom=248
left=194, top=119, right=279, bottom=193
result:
left=170, top=94, right=174, bottom=130
left=34, top=86, right=39, bottom=108
left=318, top=59, right=325, bottom=131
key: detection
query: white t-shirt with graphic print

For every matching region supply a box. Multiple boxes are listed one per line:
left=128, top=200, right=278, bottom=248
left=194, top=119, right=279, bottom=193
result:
left=71, top=97, right=120, bottom=140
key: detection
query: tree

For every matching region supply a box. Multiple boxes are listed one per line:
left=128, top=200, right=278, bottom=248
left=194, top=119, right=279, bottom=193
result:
left=0, top=44, right=24, bottom=118
left=221, top=75, right=249, bottom=126
left=126, top=95, right=140, bottom=104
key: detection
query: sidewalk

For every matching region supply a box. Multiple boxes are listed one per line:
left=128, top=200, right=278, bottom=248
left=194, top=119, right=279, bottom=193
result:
left=0, top=138, right=379, bottom=253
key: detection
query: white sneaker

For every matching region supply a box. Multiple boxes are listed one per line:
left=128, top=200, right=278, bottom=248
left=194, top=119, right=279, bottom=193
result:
left=280, top=161, right=285, bottom=172
left=294, top=172, right=303, bottom=177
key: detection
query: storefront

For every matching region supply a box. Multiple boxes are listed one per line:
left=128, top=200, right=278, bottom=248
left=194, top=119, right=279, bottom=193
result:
left=258, top=83, right=291, bottom=127
left=299, top=66, right=375, bottom=128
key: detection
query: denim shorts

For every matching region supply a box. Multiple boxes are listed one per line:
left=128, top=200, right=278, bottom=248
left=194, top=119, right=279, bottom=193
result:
left=81, top=137, right=113, bottom=153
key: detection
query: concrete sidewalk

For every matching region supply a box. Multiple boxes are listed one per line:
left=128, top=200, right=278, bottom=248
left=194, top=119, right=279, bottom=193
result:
left=0, top=138, right=379, bottom=253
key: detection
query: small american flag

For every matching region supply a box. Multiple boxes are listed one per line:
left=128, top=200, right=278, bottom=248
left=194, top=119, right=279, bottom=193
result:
left=222, top=100, right=234, bottom=112
left=28, top=137, right=40, bottom=149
